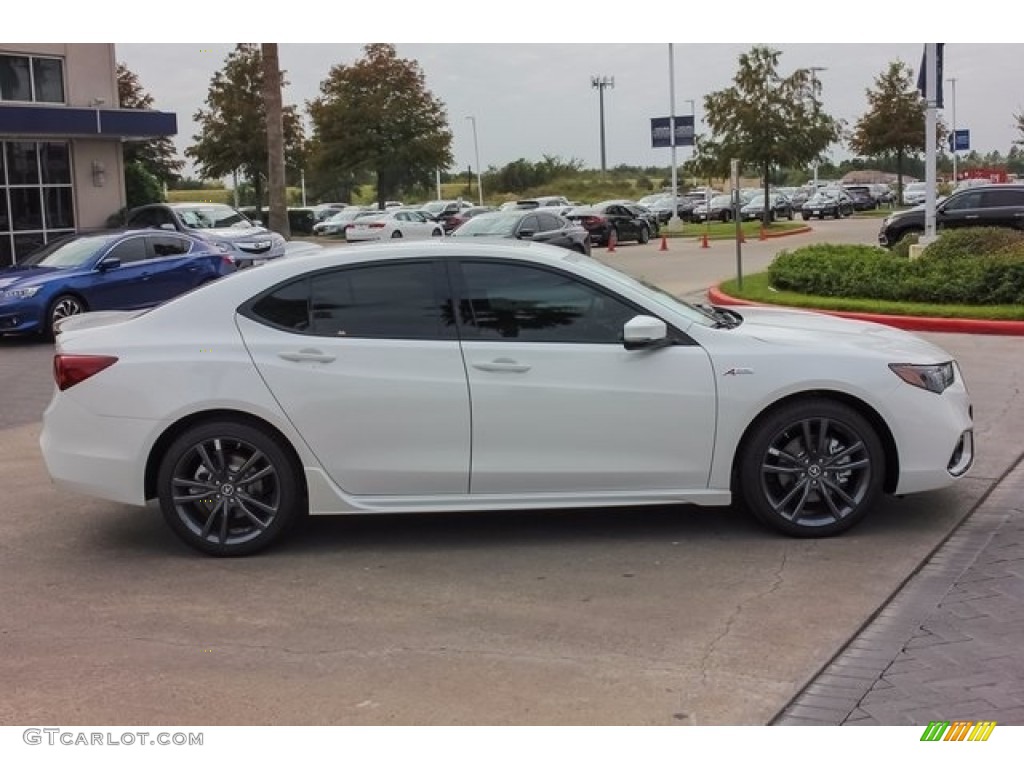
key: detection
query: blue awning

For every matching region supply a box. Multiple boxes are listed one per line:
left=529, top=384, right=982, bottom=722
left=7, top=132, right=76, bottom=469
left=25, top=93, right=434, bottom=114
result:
left=0, top=105, right=176, bottom=139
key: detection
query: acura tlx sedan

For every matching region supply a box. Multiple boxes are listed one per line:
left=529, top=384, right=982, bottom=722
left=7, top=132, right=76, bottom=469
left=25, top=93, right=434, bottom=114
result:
left=40, top=241, right=974, bottom=556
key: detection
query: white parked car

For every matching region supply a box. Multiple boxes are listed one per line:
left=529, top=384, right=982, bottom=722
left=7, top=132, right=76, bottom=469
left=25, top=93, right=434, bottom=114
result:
left=345, top=210, right=444, bottom=242
left=903, top=181, right=929, bottom=205
left=40, top=241, right=974, bottom=556
left=312, top=209, right=376, bottom=236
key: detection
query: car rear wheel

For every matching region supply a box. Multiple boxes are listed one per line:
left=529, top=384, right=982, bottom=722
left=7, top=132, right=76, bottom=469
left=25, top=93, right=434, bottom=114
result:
left=391, top=230, right=403, bottom=239
left=157, top=421, right=302, bottom=556
left=736, top=399, right=884, bottom=538
left=431, top=228, right=443, bottom=237
left=720, top=211, right=731, bottom=223
left=48, top=294, right=85, bottom=337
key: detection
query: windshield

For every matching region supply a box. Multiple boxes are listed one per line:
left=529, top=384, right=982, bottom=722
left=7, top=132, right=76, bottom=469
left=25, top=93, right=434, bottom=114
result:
left=568, top=257, right=717, bottom=328
left=19, top=234, right=120, bottom=268
left=451, top=213, right=520, bottom=236
left=175, top=205, right=250, bottom=229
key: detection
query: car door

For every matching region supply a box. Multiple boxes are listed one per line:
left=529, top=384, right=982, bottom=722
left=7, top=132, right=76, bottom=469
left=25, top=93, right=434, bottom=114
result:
left=141, top=234, right=209, bottom=302
left=81, top=235, right=161, bottom=310
left=606, top=204, right=637, bottom=238
left=236, top=259, right=471, bottom=496
left=979, top=187, right=1024, bottom=229
left=528, top=213, right=569, bottom=248
left=937, top=190, right=985, bottom=230
left=454, top=259, right=717, bottom=494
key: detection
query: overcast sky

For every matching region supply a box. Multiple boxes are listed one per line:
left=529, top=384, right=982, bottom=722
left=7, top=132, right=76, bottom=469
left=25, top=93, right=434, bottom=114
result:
left=13, top=5, right=1021, bottom=178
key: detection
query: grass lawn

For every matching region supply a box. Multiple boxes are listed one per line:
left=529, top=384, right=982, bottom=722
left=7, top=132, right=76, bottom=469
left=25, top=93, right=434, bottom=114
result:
left=718, top=272, right=1024, bottom=321
left=665, top=219, right=807, bottom=240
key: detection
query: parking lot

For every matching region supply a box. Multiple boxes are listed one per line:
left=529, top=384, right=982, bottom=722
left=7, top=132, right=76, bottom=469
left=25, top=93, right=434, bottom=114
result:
left=3, top=218, right=1023, bottom=725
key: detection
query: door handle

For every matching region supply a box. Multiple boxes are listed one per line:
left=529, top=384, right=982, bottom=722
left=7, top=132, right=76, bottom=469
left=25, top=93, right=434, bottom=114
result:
left=965, top=215, right=979, bottom=219
left=278, top=348, right=336, bottom=363
left=472, top=358, right=531, bottom=373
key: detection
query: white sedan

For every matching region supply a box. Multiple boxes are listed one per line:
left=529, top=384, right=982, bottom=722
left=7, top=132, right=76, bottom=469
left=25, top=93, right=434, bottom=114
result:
left=345, top=209, right=444, bottom=242
left=40, top=241, right=974, bottom=556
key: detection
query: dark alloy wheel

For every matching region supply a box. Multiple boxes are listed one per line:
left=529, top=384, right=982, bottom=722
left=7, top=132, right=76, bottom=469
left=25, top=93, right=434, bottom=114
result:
left=638, top=224, right=650, bottom=244
left=157, top=421, right=302, bottom=556
left=736, top=399, right=884, bottom=538
left=48, top=294, right=85, bottom=337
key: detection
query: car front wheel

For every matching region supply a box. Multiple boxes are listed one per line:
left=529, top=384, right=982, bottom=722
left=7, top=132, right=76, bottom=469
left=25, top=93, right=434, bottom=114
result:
left=736, top=399, right=884, bottom=538
left=638, top=224, right=650, bottom=244
left=48, top=294, right=85, bottom=337
left=156, top=420, right=303, bottom=556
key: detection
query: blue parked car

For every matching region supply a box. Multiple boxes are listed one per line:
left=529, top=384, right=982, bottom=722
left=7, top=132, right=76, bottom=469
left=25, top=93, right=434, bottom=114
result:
left=0, top=230, right=235, bottom=337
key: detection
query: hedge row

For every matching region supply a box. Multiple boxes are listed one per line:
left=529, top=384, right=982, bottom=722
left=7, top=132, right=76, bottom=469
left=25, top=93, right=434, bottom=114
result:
left=768, top=228, right=1024, bottom=305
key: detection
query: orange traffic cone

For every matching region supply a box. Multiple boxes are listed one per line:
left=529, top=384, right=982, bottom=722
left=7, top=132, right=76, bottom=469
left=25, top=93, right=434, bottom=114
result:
left=659, top=235, right=668, bottom=251
left=607, top=229, right=617, bottom=252
left=700, top=233, right=709, bottom=249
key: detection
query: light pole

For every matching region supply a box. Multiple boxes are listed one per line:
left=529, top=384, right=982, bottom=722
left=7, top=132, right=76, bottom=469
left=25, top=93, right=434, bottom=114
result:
left=684, top=98, right=695, bottom=190
left=591, top=75, right=614, bottom=174
left=465, top=115, right=483, bottom=206
left=808, top=67, right=827, bottom=187
left=947, top=77, right=958, bottom=183
left=668, top=46, right=679, bottom=227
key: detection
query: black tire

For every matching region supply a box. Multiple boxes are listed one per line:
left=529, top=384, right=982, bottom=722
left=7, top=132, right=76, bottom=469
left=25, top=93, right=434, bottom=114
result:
left=735, top=398, right=884, bottom=538
left=431, top=227, right=443, bottom=237
left=720, top=210, right=731, bottom=223
left=156, top=420, right=303, bottom=556
left=787, top=210, right=794, bottom=221
left=47, top=293, right=86, bottom=337
left=833, top=206, right=841, bottom=220
left=638, top=224, right=650, bottom=244
left=801, top=213, right=811, bottom=221
left=390, top=230, right=403, bottom=239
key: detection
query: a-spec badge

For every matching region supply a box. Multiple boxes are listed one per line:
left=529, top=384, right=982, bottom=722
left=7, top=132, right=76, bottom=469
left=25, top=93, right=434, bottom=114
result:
left=723, top=367, right=754, bottom=376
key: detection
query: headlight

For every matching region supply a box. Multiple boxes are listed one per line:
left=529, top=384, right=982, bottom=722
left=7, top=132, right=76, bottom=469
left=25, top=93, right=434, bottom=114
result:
left=889, top=362, right=955, bottom=394
left=2, top=285, right=42, bottom=299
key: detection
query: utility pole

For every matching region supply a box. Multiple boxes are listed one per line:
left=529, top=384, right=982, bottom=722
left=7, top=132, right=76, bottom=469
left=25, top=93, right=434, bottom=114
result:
left=947, top=77, right=958, bottom=183
left=591, top=75, right=614, bottom=174
left=668, top=45, right=679, bottom=227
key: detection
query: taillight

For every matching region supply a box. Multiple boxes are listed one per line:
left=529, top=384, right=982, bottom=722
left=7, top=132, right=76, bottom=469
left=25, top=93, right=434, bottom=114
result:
left=369, top=222, right=386, bottom=229
left=581, top=216, right=605, bottom=228
left=53, top=355, right=118, bottom=391
left=221, top=256, right=235, bottom=268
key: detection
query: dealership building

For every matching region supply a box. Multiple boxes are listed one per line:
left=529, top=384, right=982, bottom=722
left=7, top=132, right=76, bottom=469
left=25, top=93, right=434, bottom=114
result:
left=0, top=43, right=176, bottom=266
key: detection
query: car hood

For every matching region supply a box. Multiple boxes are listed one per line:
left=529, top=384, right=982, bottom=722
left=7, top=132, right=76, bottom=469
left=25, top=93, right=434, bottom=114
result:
left=197, top=226, right=282, bottom=242
left=0, top=265, right=66, bottom=289
left=724, top=306, right=949, bottom=361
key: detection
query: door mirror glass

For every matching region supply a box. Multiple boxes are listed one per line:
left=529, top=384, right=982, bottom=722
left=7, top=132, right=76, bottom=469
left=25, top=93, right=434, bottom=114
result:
left=98, top=257, right=121, bottom=272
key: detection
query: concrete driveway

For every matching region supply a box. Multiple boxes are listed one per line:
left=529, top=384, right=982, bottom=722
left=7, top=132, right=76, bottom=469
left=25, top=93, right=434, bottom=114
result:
left=3, top=217, right=1022, bottom=725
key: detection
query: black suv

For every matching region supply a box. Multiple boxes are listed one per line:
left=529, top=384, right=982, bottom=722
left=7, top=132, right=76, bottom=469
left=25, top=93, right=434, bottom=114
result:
left=879, top=185, right=1024, bottom=247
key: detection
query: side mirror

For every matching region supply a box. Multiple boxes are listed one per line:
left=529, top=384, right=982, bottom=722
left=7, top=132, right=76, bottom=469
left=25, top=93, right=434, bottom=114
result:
left=623, top=315, right=669, bottom=350
left=97, top=257, right=121, bottom=272
left=159, top=223, right=176, bottom=231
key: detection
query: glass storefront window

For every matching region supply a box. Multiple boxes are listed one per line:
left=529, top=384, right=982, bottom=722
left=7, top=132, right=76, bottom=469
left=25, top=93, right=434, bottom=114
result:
left=32, top=58, right=64, bottom=103
left=1, top=139, right=75, bottom=263
left=40, top=142, right=71, bottom=184
left=0, top=55, right=32, bottom=102
left=5, top=142, right=40, bottom=185
left=44, top=187, right=73, bottom=229
left=0, top=54, right=65, bottom=103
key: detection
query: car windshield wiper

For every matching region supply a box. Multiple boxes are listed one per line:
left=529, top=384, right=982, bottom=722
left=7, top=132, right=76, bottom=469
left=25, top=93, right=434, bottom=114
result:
left=695, top=303, right=743, bottom=329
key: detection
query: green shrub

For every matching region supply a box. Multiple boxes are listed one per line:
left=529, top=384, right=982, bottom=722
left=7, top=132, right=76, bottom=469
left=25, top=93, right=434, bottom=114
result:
left=922, top=227, right=1024, bottom=261
left=768, top=235, right=1024, bottom=305
left=890, top=231, right=920, bottom=259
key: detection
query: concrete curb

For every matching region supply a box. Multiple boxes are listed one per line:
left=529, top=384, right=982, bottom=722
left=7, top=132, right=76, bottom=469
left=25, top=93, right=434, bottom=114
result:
left=708, top=285, right=1024, bottom=336
left=668, top=225, right=812, bottom=241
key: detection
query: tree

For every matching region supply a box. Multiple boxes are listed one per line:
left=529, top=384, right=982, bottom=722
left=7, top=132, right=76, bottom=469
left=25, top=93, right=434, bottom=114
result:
left=261, top=43, right=289, bottom=238
left=308, top=44, right=453, bottom=209
left=187, top=44, right=305, bottom=213
left=703, top=46, right=841, bottom=226
left=849, top=61, right=932, bottom=205
left=116, top=63, right=183, bottom=187
left=1014, top=111, right=1024, bottom=147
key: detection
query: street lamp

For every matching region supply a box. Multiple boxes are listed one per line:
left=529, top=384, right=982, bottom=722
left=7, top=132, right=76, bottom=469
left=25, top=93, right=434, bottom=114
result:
left=947, top=77, right=958, bottom=183
left=591, top=75, right=614, bottom=174
left=807, top=67, right=827, bottom=187
left=465, top=115, right=483, bottom=206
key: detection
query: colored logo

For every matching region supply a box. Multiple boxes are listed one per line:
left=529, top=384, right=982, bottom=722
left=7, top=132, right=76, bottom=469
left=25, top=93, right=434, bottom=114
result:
left=920, top=721, right=996, bottom=741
